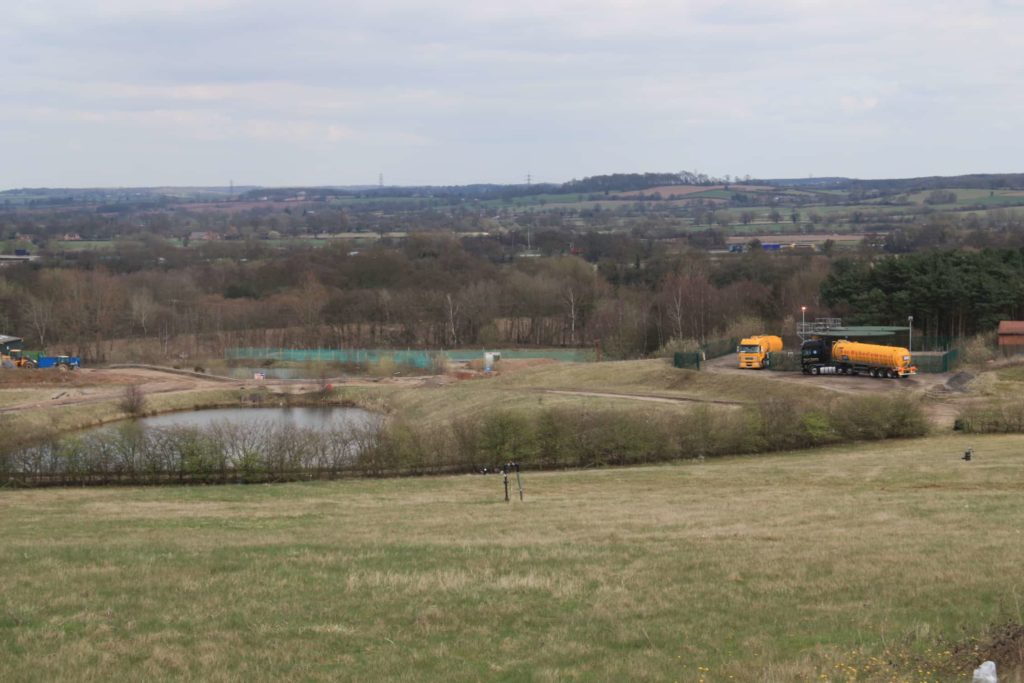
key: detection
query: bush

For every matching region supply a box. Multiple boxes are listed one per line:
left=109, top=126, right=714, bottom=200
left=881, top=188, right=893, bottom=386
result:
left=655, top=337, right=701, bottom=359
left=958, top=399, right=1024, bottom=433
left=119, top=384, right=147, bottom=416
left=960, top=333, right=997, bottom=366
left=830, top=395, right=928, bottom=440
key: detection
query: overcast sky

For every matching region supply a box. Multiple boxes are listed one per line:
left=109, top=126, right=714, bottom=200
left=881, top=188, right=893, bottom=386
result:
left=3, top=0, right=1023, bottom=188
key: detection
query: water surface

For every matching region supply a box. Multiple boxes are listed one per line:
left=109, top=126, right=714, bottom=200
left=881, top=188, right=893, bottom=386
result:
left=134, top=406, right=379, bottom=432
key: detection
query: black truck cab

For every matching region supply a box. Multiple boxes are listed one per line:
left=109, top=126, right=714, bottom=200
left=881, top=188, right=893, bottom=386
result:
left=800, top=338, right=831, bottom=371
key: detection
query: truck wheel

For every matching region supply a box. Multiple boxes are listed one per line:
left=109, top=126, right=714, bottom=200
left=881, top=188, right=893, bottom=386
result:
left=811, top=366, right=820, bottom=375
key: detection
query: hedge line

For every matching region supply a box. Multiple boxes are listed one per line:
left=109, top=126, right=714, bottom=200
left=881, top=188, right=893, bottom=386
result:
left=371, top=394, right=928, bottom=474
left=1, top=394, right=928, bottom=487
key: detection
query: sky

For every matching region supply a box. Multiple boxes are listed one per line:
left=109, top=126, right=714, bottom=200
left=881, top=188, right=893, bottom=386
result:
left=3, top=0, right=1024, bottom=188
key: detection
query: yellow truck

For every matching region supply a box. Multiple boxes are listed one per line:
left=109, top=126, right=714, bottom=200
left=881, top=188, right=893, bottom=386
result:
left=737, top=335, right=783, bottom=369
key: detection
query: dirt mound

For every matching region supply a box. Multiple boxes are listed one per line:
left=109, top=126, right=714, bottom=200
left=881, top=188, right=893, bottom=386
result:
left=946, top=370, right=976, bottom=392
left=946, top=621, right=1024, bottom=678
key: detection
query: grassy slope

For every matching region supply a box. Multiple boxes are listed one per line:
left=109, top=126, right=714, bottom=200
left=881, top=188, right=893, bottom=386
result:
left=2, top=388, right=247, bottom=434
left=347, top=360, right=832, bottom=426
left=2, top=434, right=1022, bottom=681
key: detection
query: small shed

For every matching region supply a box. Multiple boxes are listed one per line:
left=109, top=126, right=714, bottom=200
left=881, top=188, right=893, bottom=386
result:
left=0, top=335, right=24, bottom=355
left=997, top=321, right=1024, bottom=354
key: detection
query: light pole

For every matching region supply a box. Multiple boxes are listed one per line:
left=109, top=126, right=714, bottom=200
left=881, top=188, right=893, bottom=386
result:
left=908, top=315, right=913, bottom=353
left=801, top=306, right=807, bottom=337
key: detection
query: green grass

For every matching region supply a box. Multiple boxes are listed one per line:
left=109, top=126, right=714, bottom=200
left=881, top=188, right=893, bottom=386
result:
left=52, top=240, right=119, bottom=251
left=1, top=434, right=1022, bottom=681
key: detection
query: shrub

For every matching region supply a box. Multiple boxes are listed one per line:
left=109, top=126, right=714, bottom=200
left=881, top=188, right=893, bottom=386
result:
left=119, top=384, right=147, bottom=416
left=830, top=395, right=928, bottom=440
left=960, top=333, right=997, bottom=366
left=958, top=399, right=1024, bottom=433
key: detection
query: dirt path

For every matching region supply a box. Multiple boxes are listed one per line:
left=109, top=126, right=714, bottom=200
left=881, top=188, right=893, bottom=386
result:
left=700, top=354, right=968, bottom=428
left=0, top=362, right=972, bottom=431
left=0, top=366, right=448, bottom=414
left=543, top=389, right=745, bottom=406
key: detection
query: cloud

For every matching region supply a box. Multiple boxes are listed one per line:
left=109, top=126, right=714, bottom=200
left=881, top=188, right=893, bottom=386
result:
left=2, top=0, right=1024, bottom=185
left=839, top=96, right=881, bottom=113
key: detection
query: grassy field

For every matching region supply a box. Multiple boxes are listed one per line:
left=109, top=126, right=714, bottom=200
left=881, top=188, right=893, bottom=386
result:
left=2, top=434, right=1022, bottom=681
left=1, top=386, right=247, bottom=435
left=358, top=360, right=835, bottom=426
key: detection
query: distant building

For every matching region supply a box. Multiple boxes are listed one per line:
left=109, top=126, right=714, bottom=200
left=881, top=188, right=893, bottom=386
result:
left=60, top=233, right=82, bottom=241
left=0, top=335, right=24, bottom=355
left=188, top=231, right=220, bottom=242
left=998, top=321, right=1024, bottom=354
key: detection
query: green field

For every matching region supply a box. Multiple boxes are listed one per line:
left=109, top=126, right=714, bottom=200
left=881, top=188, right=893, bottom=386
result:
left=2, top=434, right=1022, bottom=681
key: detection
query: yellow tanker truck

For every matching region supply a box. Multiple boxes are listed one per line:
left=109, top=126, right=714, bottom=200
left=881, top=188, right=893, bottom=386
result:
left=737, top=335, right=783, bottom=369
left=800, top=339, right=916, bottom=378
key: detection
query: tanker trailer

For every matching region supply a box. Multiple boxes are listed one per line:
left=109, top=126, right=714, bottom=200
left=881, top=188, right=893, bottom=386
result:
left=800, top=339, right=916, bottom=378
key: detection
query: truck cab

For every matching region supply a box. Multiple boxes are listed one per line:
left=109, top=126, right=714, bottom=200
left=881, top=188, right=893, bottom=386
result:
left=737, top=335, right=783, bottom=369
left=800, top=339, right=829, bottom=372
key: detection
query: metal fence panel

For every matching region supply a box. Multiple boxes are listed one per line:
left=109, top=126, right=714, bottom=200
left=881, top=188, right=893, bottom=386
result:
left=701, top=338, right=740, bottom=360
left=673, top=352, right=702, bottom=370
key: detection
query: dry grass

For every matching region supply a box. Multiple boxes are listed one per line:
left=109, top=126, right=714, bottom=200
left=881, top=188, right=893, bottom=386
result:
left=3, top=388, right=245, bottom=435
left=2, top=434, right=1023, bottom=681
left=363, top=360, right=832, bottom=427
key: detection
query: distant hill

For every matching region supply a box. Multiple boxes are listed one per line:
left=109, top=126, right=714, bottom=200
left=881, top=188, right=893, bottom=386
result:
left=760, top=174, right=1024, bottom=193
left=7, top=171, right=1024, bottom=206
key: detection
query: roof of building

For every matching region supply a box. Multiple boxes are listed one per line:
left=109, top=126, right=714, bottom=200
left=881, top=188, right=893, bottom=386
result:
left=0, top=335, right=24, bottom=345
left=810, top=326, right=910, bottom=338
left=998, top=321, right=1024, bottom=335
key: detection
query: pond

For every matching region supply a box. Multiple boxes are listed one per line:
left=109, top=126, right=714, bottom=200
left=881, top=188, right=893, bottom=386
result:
left=2, top=406, right=387, bottom=487
left=132, top=406, right=380, bottom=432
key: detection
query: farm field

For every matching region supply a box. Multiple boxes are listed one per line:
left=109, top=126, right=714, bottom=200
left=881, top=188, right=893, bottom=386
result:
left=2, top=434, right=1023, bottom=681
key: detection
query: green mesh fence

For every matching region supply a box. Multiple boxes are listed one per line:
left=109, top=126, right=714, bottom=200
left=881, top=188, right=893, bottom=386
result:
left=702, top=337, right=741, bottom=360
left=913, top=349, right=960, bottom=373
left=673, top=352, right=702, bottom=370
left=226, top=348, right=594, bottom=367
left=672, top=338, right=740, bottom=371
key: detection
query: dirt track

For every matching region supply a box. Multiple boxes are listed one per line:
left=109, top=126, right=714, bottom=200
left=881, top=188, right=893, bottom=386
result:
left=0, top=366, right=446, bottom=415
left=0, top=359, right=972, bottom=429
left=700, top=354, right=969, bottom=427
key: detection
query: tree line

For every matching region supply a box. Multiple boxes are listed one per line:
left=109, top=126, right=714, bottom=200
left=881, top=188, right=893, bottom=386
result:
left=822, top=248, right=1024, bottom=338
left=0, top=233, right=826, bottom=362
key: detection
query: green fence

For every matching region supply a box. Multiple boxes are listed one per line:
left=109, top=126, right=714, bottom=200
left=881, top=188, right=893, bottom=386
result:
left=672, top=338, right=740, bottom=370
left=673, top=351, right=703, bottom=370
left=913, top=349, right=960, bottom=373
left=226, top=348, right=595, bottom=367
left=702, top=337, right=740, bottom=360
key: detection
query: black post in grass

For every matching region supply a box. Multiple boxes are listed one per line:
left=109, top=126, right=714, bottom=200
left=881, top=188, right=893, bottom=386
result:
left=500, top=462, right=523, bottom=503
